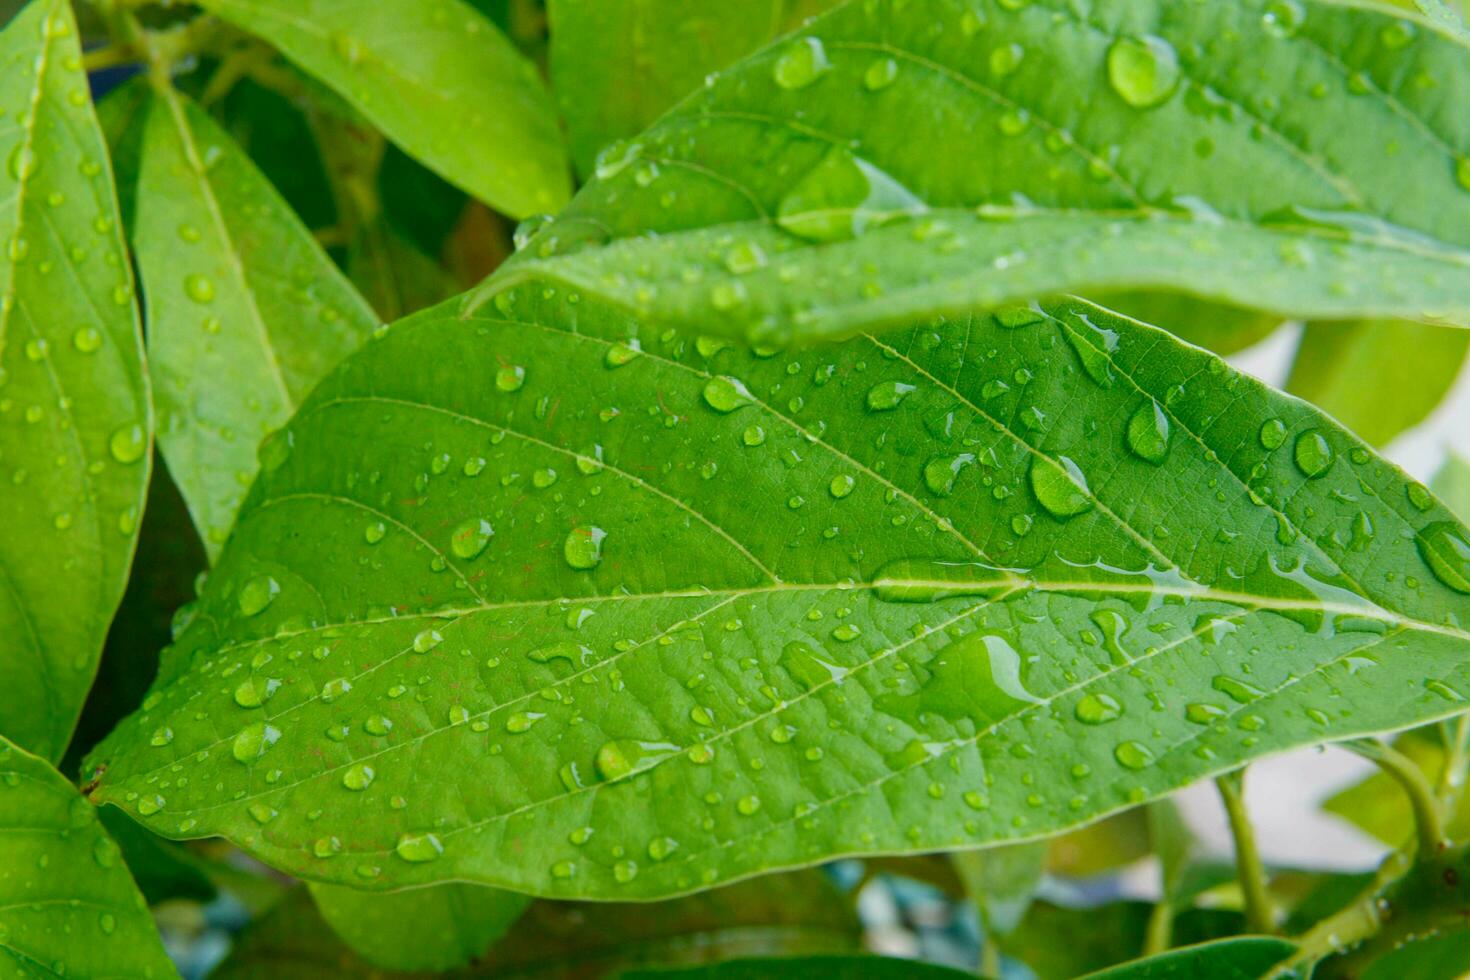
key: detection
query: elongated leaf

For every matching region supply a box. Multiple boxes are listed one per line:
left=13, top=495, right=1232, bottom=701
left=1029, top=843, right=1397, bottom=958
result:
left=0, top=736, right=174, bottom=977
left=308, top=881, right=530, bottom=971
left=1360, top=931, right=1470, bottom=980
left=132, top=86, right=377, bottom=557
left=1000, top=901, right=1243, bottom=980
left=619, top=957, right=977, bottom=980
left=194, top=0, right=569, bottom=219
left=0, top=0, right=151, bottom=760
left=213, top=872, right=859, bottom=978
left=1080, top=937, right=1295, bottom=980
left=483, top=0, right=1470, bottom=346
left=1287, top=319, right=1470, bottom=447
left=86, top=288, right=1470, bottom=899
left=952, top=841, right=1046, bottom=936
left=1096, top=293, right=1282, bottom=357
left=547, top=0, right=836, bottom=179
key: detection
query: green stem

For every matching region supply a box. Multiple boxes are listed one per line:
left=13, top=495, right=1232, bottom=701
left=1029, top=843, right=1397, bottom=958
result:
left=1143, top=900, right=1174, bottom=957
left=1437, top=713, right=1470, bottom=810
left=1216, top=770, right=1275, bottom=934
left=81, top=43, right=138, bottom=72
left=1346, top=739, right=1447, bottom=861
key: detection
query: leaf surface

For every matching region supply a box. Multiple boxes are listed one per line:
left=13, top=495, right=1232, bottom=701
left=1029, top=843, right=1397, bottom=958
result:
left=86, top=288, right=1470, bottom=899
left=0, top=0, right=151, bottom=760
left=618, top=956, right=978, bottom=979
left=1080, top=937, right=1295, bottom=980
left=212, top=871, right=858, bottom=978
left=308, top=881, right=530, bottom=971
left=194, top=0, right=570, bottom=218
left=1286, top=319, right=1470, bottom=447
left=0, top=736, right=174, bottom=978
left=546, top=0, right=836, bottom=179
left=132, top=87, right=377, bottom=556
left=484, top=0, right=1470, bottom=345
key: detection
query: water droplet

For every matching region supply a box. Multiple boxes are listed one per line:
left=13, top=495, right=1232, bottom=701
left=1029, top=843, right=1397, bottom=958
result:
left=724, top=241, right=765, bottom=274
left=866, top=380, right=916, bottom=411
left=7, top=143, right=36, bottom=181
left=395, top=832, right=443, bottom=862
left=1114, top=740, right=1155, bottom=770
left=1293, top=429, right=1335, bottom=478
left=506, top=711, right=544, bottom=733
left=604, top=341, right=641, bottom=368
left=923, top=453, right=974, bottom=496
left=773, top=37, right=829, bottom=90
left=737, top=794, right=762, bottom=815
left=703, top=375, right=754, bottom=413
left=72, top=327, right=102, bottom=353
left=364, top=714, right=392, bottom=735
left=450, top=517, right=493, bottom=559
left=594, top=139, right=641, bottom=181
left=1213, top=675, right=1265, bottom=704
left=829, top=474, right=856, bottom=498
left=1030, top=456, right=1094, bottom=519
left=647, top=836, right=679, bottom=861
left=989, top=42, right=1025, bottom=78
left=1262, top=0, right=1306, bottom=38
left=1106, top=36, right=1180, bottom=108
left=232, top=722, right=281, bottom=763
left=776, top=146, right=925, bottom=243
left=237, top=576, right=280, bottom=616
left=614, top=859, right=638, bottom=882
left=495, top=364, right=525, bottom=392
left=1408, top=483, right=1435, bottom=511
left=1416, top=522, right=1470, bottom=594
left=320, top=677, right=352, bottom=701
left=108, top=423, right=146, bottom=464
left=184, top=273, right=215, bottom=303
left=595, top=739, right=681, bottom=782
left=1075, top=693, right=1123, bottom=725
left=564, top=525, right=606, bottom=570
left=149, top=726, right=173, bottom=746
left=343, top=763, right=375, bottom=790
left=233, top=676, right=279, bottom=708
left=364, top=522, right=386, bottom=544
left=1259, top=418, right=1288, bottom=450
left=1126, top=401, right=1169, bottom=464
left=412, top=629, right=443, bottom=653
left=1186, top=702, right=1228, bottom=724
left=742, top=424, right=766, bottom=446
left=864, top=57, right=898, bottom=90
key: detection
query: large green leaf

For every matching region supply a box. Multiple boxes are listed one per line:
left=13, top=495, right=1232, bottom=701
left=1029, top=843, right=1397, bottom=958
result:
left=212, top=871, right=859, bottom=978
left=0, top=0, right=151, bottom=760
left=132, top=86, right=377, bottom=557
left=194, top=0, right=569, bottom=219
left=546, top=0, right=835, bottom=179
left=482, top=0, right=1470, bottom=346
left=1080, top=937, right=1295, bottom=980
left=1286, top=319, right=1470, bottom=447
left=308, top=881, right=530, bottom=971
left=86, top=289, right=1470, bottom=898
left=619, top=957, right=978, bottom=980
left=0, top=736, right=175, bottom=977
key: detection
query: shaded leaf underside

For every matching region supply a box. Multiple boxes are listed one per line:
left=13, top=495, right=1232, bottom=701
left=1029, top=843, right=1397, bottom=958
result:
left=485, top=0, right=1470, bottom=344
left=0, top=0, right=150, bottom=760
left=87, top=285, right=1470, bottom=899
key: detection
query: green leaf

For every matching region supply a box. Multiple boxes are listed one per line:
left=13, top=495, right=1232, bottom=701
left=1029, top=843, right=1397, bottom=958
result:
left=212, top=871, right=859, bottom=978
left=0, top=0, right=151, bottom=761
left=132, top=86, right=378, bottom=557
left=1286, top=319, right=1470, bottom=447
left=349, top=222, right=464, bottom=322
left=619, top=956, right=979, bottom=980
left=308, top=881, right=530, bottom=971
left=98, top=806, right=217, bottom=906
left=1435, top=453, right=1470, bottom=520
left=1079, top=937, right=1295, bottom=980
left=1095, top=292, right=1282, bottom=357
left=952, top=841, right=1047, bottom=936
left=1359, top=930, right=1470, bottom=980
left=547, top=0, right=836, bottom=179
left=999, top=901, right=1243, bottom=979
left=86, top=289, right=1470, bottom=898
left=484, top=0, right=1470, bottom=346
left=194, top=0, right=569, bottom=219
left=94, top=76, right=150, bottom=232
left=0, top=736, right=175, bottom=977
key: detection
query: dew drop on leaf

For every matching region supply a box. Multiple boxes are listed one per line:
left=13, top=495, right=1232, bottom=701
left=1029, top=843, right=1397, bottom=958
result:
left=395, top=832, right=443, bottom=863
left=450, top=517, right=493, bottom=559
left=702, top=375, right=754, bottom=413
left=1293, top=429, right=1335, bottom=478
left=108, top=423, right=146, bottom=464
left=342, top=763, right=375, bottom=791
left=1075, top=693, right=1123, bottom=725
left=1259, top=418, right=1288, bottom=450
left=1416, top=522, right=1470, bottom=594
left=864, top=56, right=898, bottom=90
left=231, top=722, right=280, bottom=763
left=772, top=37, right=829, bottom=90
left=1113, top=740, right=1155, bottom=770
left=1126, top=401, right=1169, bottom=464
left=237, top=575, right=280, bottom=616
left=1106, top=36, right=1180, bottom=108
left=1029, top=456, right=1094, bottom=519
left=776, top=146, right=925, bottom=243
left=563, top=525, right=607, bottom=570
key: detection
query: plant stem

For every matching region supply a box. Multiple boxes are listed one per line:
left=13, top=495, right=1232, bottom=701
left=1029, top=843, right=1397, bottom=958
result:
left=81, top=43, right=138, bottom=72
left=1345, top=738, right=1447, bottom=861
left=1437, top=713, right=1470, bottom=810
left=1216, top=769, right=1275, bottom=934
left=1143, top=900, right=1173, bottom=956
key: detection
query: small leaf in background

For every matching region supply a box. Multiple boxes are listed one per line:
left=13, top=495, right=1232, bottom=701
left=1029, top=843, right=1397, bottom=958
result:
left=0, top=737, right=174, bottom=976
left=1286, top=320, right=1470, bottom=448
left=491, top=0, right=1470, bottom=345
left=211, top=871, right=859, bottom=978
left=1000, top=901, right=1244, bottom=979
left=132, top=87, right=377, bottom=557
left=87, top=289, right=1470, bottom=898
left=618, top=955, right=981, bottom=980
left=194, top=0, right=570, bottom=219
left=308, top=881, right=530, bottom=971
left=1096, top=292, right=1283, bottom=358
left=98, top=806, right=217, bottom=907
left=0, top=0, right=151, bottom=761
left=547, top=0, right=838, bottom=179
left=1358, top=930, right=1470, bottom=980
left=952, top=841, right=1046, bottom=937
left=1079, top=936, right=1296, bottom=980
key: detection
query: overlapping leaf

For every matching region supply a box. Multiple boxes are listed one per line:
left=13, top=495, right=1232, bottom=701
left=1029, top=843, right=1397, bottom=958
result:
left=546, top=0, right=836, bottom=178
left=132, top=87, right=377, bottom=556
left=482, top=0, right=1470, bottom=345
left=0, top=737, right=174, bottom=978
left=194, top=0, right=570, bottom=219
left=308, top=881, right=529, bottom=971
left=0, top=0, right=151, bottom=760
left=87, top=285, right=1470, bottom=899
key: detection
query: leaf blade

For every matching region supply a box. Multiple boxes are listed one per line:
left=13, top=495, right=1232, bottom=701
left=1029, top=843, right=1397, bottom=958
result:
left=308, top=881, right=529, bottom=971
left=132, top=87, right=378, bottom=557
left=0, top=0, right=152, bottom=760
left=0, top=737, right=174, bottom=978
left=195, top=0, right=570, bottom=218
left=85, top=289, right=1470, bottom=899
left=485, top=0, right=1470, bottom=344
